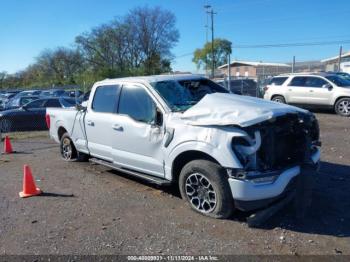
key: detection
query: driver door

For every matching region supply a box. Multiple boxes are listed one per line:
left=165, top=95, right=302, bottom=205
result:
left=111, top=83, right=165, bottom=177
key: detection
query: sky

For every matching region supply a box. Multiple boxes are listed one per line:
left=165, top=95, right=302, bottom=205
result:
left=1, top=0, right=350, bottom=74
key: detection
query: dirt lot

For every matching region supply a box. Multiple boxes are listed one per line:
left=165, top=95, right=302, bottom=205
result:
left=0, top=112, right=349, bottom=255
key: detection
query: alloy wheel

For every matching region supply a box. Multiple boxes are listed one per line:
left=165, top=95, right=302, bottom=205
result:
left=185, top=173, right=217, bottom=213
left=62, top=137, right=73, bottom=160
left=338, top=100, right=350, bottom=116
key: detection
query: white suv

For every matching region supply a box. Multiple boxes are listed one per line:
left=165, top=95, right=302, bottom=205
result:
left=263, top=73, right=350, bottom=116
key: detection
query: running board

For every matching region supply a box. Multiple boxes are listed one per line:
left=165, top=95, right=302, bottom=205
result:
left=89, top=158, right=171, bottom=186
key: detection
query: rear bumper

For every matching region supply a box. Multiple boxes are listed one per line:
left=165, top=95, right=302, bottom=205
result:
left=228, top=148, right=320, bottom=211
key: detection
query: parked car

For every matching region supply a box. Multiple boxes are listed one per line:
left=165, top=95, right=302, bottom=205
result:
left=332, top=71, right=350, bottom=81
left=80, top=91, right=91, bottom=102
left=216, top=79, right=258, bottom=96
left=47, top=75, right=320, bottom=222
left=40, top=89, right=66, bottom=98
left=11, top=90, right=42, bottom=98
left=3, top=96, right=39, bottom=111
left=3, top=90, right=40, bottom=109
left=65, top=90, right=83, bottom=98
left=263, top=72, right=350, bottom=116
left=0, top=97, right=76, bottom=132
left=0, top=92, right=21, bottom=110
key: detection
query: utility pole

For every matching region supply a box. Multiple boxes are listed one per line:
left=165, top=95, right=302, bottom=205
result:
left=210, top=9, right=216, bottom=78
left=204, top=5, right=211, bottom=77
left=292, top=56, right=295, bottom=73
left=205, top=7, right=216, bottom=79
left=227, top=53, right=231, bottom=91
left=338, top=45, right=343, bottom=72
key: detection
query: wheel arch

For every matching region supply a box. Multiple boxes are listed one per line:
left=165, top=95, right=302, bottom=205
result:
left=334, top=96, right=350, bottom=107
left=271, top=94, right=285, bottom=100
left=166, top=141, right=241, bottom=181
left=57, top=126, right=68, bottom=141
left=171, top=150, right=220, bottom=184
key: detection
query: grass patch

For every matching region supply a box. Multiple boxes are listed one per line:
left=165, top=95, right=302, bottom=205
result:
left=1, top=131, right=49, bottom=140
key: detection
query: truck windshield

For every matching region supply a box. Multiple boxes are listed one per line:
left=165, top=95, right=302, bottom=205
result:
left=151, top=79, right=228, bottom=112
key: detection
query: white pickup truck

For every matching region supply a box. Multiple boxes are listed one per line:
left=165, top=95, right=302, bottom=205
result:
left=47, top=74, right=321, bottom=222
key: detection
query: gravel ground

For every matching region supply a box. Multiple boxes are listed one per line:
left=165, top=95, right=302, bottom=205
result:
left=0, top=112, right=349, bottom=255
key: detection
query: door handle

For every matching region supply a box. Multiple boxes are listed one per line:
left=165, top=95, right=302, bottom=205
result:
left=87, top=120, right=94, bottom=126
left=112, top=124, right=123, bottom=131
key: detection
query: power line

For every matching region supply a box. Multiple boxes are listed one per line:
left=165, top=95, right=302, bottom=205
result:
left=175, top=52, right=193, bottom=58
left=234, top=40, right=350, bottom=49
left=174, top=39, right=350, bottom=58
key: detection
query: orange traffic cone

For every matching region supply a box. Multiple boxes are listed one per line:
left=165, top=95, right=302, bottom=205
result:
left=3, top=136, right=13, bottom=154
left=19, top=165, right=42, bottom=198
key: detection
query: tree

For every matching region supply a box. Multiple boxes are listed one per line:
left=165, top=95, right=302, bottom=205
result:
left=192, top=38, right=232, bottom=71
left=36, top=47, right=84, bottom=86
left=76, top=6, right=179, bottom=78
left=125, top=6, right=179, bottom=75
left=0, top=71, right=7, bottom=89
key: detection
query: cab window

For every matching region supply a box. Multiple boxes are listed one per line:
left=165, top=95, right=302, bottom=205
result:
left=92, top=85, right=120, bottom=113
left=118, top=84, right=156, bottom=124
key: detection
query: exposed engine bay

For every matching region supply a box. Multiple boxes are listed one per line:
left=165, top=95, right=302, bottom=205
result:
left=232, top=112, right=320, bottom=172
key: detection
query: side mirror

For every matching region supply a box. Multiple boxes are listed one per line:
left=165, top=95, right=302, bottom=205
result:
left=323, top=83, right=333, bottom=90
left=151, top=108, right=163, bottom=127
left=76, top=101, right=87, bottom=111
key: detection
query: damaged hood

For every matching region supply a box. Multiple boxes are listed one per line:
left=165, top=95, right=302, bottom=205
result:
left=180, top=93, right=307, bottom=127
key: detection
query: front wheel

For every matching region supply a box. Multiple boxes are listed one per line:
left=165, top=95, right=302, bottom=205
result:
left=179, top=160, right=234, bottom=219
left=335, top=98, right=350, bottom=117
left=272, top=95, right=286, bottom=104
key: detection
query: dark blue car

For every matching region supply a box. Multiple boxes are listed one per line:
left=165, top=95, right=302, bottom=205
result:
left=0, top=97, right=76, bottom=132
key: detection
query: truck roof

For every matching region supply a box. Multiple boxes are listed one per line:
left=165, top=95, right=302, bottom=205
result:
left=95, top=74, right=207, bottom=86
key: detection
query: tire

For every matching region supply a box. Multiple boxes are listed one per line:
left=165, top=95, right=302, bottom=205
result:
left=60, top=133, right=89, bottom=162
left=272, top=95, right=286, bottom=104
left=335, top=98, right=350, bottom=117
left=0, top=119, right=12, bottom=133
left=179, top=160, right=234, bottom=219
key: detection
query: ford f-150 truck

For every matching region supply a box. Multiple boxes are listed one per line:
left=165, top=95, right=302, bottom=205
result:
left=47, top=74, right=321, bottom=222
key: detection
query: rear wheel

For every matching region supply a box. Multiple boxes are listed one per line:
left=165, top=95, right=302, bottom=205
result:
left=272, top=95, right=286, bottom=104
left=179, top=160, right=234, bottom=219
left=60, top=133, right=89, bottom=161
left=335, top=98, right=350, bottom=117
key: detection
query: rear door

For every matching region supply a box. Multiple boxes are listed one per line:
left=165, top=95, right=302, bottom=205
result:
left=85, top=85, right=121, bottom=162
left=286, top=76, right=309, bottom=104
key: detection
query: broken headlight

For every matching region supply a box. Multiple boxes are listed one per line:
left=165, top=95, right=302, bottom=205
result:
left=231, top=131, right=261, bottom=169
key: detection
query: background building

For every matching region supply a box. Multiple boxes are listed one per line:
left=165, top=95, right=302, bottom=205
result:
left=321, top=51, right=350, bottom=72
left=218, top=60, right=291, bottom=80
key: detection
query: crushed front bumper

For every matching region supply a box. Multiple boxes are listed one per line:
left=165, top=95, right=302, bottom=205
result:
left=228, top=148, right=320, bottom=212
